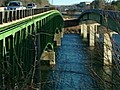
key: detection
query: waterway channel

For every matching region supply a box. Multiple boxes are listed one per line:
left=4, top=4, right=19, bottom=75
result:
left=41, top=33, right=120, bottom=90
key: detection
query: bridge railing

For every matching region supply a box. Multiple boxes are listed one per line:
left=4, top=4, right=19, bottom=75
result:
left=80, top=9, right=120, bottom=20
left=0, top=7, right=55, bottom=24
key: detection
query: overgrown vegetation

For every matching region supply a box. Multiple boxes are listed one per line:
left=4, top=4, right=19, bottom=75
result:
left=91, top=0, right=120, bottom=10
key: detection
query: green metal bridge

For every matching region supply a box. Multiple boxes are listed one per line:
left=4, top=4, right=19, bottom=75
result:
left=79, top=10, right=120, bottom=33
left=79, top=10, right=120, bottom=65
left=0, top=7, right=120, bottom=89
left=0, top=8, right=63, bottom=89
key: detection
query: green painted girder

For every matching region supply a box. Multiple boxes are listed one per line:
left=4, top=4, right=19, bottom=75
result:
left=0, top=10, right=64, bottom=88
left=0, top=10, right=63, bottom=40
left=79, top=10, right=120, bottom=33
left=0, top=10, right=63, bottom=52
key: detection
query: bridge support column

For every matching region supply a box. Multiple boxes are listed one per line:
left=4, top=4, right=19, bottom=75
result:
left=83, top=24, right=87, bottom=39
left=94, top=24, right=100, bottom=42
left=60, top=28, right=64, bottom=38
left=40, top=51, right=55, bottom=65
left=54, top=32, right=61, bottom=46
left=89, top=24, right=95, bottom=47
left=49, top=51, right=55, bottom=65
left=89, top=23, right=100, bottom=47
left=80, top=24, right=84, bottom=36
left=103, top=33, right=112, bottom=65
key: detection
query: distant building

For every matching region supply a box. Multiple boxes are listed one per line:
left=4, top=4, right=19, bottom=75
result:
left=80, top=2, right=91, bottom=7
left=79, top=2, right=91, bottom=10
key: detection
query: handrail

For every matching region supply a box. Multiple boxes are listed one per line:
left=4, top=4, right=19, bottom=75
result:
left=0, top=10, right=63, bottom=40
left=0, top=7, right=55, bottom=24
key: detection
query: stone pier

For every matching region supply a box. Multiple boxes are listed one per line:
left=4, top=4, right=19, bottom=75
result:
left=54, top=32, right=61, bottom=46
left=88, top=23, right=100, bottom=47
left=103, top=33, right=112, bottom=65
left=40, top=51, right=55, bottom=65
left=80, top=24, right=84, bottom=36
left=83, top=24, right=87, bottom=39
left=60, top=28, right=64, bottom=38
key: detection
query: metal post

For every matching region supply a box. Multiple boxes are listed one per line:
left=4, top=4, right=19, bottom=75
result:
left=9, top=10, right=13, bottom=22
left=17, top=10, right=20, bottom=19
left=13, top=10, right=17, bottom=20
left=23, top=9, right=25, bottom=18
left=4, top=11, right=8, bottom=23
left=19, top=10, right=22, bottom=19
left=0, top=11, right=4, bottom=24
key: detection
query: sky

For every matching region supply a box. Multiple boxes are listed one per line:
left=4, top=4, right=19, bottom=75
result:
left=49, top=0, right=115, bottom=5
left=49, top=0, right=94, bottom=5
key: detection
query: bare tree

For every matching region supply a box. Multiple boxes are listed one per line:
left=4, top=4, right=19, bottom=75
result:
left=91, top=0, right=106, bottom=9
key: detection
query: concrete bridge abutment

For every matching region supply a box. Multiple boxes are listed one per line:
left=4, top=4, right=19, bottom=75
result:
left=60, top=28, right=64, bottom=38
left=40, top=50, right=55, bottom=65
left=103, top=33, right=112, bottom=65
left=40, top=28, right=64, bottom=65
left=80, top=24, right=84, bottom=36
left=88, top=23, right=100, bottom=47
left=80, top=23, right=87, bottom=39
left=54, top=31, right=61, bottom=47
left=80, top=21, right=100, bottom=47
left=96, top=26, right=113, bottom=65
left=54, top=28, right=64, bottom=47
left=80, top=21, right=113, bottom=65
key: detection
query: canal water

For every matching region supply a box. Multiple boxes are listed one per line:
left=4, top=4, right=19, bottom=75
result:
left=41, top=33, right=120, bottom=90
left=41, top=33, right=100, bottom=90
